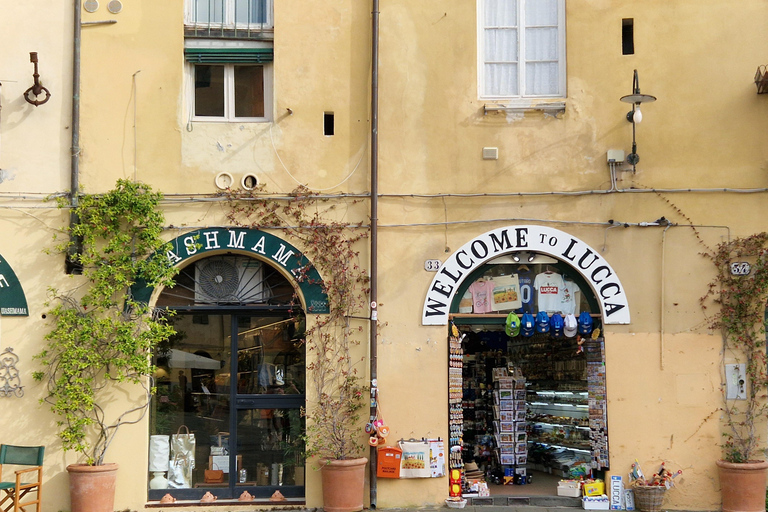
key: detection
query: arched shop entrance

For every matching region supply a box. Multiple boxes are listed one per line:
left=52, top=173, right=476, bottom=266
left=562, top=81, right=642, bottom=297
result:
left=134, top=228, right=329, bottom=502
left=424, top=226, right=629, bottom=502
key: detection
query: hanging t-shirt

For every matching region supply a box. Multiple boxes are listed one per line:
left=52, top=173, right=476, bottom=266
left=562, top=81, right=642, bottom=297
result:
left=533, top=271, right=566, bottom=313
left=516, top=270, right=535, bottom=314
left=458, top=290, right=473, bottom=314
left=559, top=279, right=581, bottom=315
left=468, top=279, right=495, bottom=313
left=491, top=274, right=523, bottom=311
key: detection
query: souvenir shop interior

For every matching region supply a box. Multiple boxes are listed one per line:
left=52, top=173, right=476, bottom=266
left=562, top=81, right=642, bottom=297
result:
left=447, top=254, right=610, bottom=497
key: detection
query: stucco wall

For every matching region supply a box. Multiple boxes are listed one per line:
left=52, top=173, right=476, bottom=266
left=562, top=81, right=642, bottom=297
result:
left=3, top=0, right=768, bottom=510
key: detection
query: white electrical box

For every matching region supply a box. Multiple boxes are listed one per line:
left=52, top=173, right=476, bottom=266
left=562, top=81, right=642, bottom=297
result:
left=482, top=147, right=499, bottom=160
left=607, top=149, right=625, bottom=163
left=725, top=363, right=747, bottom=400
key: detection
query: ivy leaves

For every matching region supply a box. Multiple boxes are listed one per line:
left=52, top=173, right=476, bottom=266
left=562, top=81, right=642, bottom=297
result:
left=35, top=180, right=177, bottom=465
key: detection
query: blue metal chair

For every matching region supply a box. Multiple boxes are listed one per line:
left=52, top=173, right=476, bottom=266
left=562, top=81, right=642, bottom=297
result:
left=0, top=445, right=44, bottom=512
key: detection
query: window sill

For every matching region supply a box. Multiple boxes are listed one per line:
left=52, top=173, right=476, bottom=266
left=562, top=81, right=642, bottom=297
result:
left=483, top=101, right=566, bottom=117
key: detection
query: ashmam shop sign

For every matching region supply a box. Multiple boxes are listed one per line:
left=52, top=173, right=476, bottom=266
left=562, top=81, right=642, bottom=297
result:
left=422, top=225, right=630, bottom=326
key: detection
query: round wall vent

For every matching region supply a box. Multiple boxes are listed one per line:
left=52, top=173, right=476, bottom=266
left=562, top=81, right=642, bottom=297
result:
left=107, top=0, right=122, bottom=13
left=83, top=0, right=99, bottom=12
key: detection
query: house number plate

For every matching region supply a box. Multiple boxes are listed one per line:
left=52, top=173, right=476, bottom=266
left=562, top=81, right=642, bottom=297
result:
left=730, top=262, right=751, bottom=276
left=424, top=259, right=442, bottom=271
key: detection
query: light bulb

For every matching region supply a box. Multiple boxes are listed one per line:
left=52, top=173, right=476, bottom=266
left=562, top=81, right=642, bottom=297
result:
left=633, top=107, right=643, bottom=123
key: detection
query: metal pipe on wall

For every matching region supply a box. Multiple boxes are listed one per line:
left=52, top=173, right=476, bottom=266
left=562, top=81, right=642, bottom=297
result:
left=67, top=0, right=82, bottom=274
left=369, top=0, right=380, bottom=508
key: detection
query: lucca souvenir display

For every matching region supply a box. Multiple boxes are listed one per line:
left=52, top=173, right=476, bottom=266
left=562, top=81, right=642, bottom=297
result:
left=450, top=260, right=608, bottom=497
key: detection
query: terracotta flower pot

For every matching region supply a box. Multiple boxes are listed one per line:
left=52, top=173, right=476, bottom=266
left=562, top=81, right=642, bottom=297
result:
left=67, top=463, right=118, bottom=512
left=320, top=457, right=368, bottom=512
left=717, top=459, right=768, bottom=512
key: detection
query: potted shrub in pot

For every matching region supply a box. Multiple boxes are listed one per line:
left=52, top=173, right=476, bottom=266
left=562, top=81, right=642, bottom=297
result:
left=225, top=186, right=369, bottom=512
left=34, top=180, right=177, bottom=512
left=702, top=233, right=768, bottom=512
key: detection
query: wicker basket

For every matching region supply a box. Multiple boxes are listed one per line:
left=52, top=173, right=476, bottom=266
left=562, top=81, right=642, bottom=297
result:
left=633, top=485, right=666, bottom=512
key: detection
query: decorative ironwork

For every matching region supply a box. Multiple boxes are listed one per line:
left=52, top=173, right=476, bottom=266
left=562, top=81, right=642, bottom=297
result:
left=755, top=66, right=768, bottom=94
left=0, top=347, right=24, bottom=397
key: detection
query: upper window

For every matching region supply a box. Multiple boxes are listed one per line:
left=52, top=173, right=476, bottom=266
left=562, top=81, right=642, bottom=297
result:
left=185, top=0, right=274, bottom=122
left=478, top=0, right=566, bottom=100
left=190, top=62, right=271, bottom=121
left=186, top=0, right=273, bottom=34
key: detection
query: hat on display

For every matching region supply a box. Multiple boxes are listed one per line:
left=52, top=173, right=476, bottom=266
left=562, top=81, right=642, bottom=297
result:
left=564, top=314, right=578, bottom=338
left=505, top=312, right=521, bottom=337
left=521, top=313, right=535, bottom=337
left=535, top=311, right=550, bottom=334
left=550, top=313, right=564, bottom=338
left=578, top=311, right=594, bottom=335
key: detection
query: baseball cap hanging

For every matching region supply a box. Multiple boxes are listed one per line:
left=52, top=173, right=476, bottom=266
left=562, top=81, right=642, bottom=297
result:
left=564, top=314, right=578, bottom=338
left=578, top=311, right=594, bottom=335
left=505, top=312, right=521, bottom=337
left=535, top=311, right=550, bottom=334
left=521, top=313, right=535, bottom=337
left=550, top=313, right=564, bottom=338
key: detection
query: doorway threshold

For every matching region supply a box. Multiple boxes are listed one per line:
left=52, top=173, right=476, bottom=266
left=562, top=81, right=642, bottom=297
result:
left=468, top=495, right=581, bottom=507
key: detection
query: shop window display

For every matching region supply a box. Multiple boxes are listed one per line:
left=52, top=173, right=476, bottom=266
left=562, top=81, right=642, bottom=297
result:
left=148, top=255, right=306, bottom=501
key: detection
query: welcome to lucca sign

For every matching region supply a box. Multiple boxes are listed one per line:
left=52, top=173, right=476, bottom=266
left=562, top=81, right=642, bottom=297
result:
left=422, top=225, right=630, bottom=326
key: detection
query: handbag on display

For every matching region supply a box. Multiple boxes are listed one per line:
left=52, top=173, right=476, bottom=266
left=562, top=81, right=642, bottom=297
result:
left=205, top=463, right=225, bottom=484
left=171, top=425, right=196, bottom=469
left=168, top=455, right=193, bottom=488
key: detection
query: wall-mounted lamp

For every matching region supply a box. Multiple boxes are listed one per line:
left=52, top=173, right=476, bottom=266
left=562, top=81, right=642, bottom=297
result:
left=512, top=254, right=521, bottom=263
left=620, top=69, right=655, bottom=172
left=527, top=253, right=536, bottom=262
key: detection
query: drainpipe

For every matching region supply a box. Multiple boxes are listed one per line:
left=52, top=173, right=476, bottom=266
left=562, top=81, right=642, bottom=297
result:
left=369, top=0, right=379, bottom=508
left=66, top=0, right=83, bottom=274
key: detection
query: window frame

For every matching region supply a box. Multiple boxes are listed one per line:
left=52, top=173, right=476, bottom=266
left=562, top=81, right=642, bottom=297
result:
left=477, top=0, right=567, bottom=102
left=188, top=61, right=273, bottom=123
left=185, top=0, right=274, bottom=30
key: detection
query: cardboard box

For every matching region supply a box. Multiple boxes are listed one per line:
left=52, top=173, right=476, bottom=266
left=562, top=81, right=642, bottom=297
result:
left=610, top=475, right=624, bottom=510
left=583, top=495, right=610, bottom=510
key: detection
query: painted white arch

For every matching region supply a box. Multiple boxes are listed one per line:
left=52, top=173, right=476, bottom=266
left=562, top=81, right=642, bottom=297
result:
left=421, top=225, right=630, bottom=325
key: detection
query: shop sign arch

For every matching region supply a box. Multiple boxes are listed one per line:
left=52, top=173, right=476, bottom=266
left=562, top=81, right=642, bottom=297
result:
left=422, top=225, right=630, bottom=325
left=131, top=227, right=330, bottom=313
left=0, top=254, right=28, bottom=316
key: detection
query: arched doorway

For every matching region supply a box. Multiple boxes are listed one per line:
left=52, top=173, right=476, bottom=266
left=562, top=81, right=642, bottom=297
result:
left=435, top=226, right=619, bottom=502
left=148, top=247, right=312, bottom=501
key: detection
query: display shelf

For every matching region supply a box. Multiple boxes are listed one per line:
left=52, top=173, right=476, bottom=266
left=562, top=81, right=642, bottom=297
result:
left=527, top=439, right=591, bottom=452
left=532, top=421, right=590, bottom=430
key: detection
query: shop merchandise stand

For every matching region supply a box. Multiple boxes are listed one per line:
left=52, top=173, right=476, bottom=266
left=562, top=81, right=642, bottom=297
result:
left=448, top=331, right=464, bottom=495
left=493, top=371, right=528, bottom=485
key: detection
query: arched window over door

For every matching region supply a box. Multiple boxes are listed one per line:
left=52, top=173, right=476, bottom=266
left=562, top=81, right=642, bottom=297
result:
left=149, top=254, right=306, bottom=501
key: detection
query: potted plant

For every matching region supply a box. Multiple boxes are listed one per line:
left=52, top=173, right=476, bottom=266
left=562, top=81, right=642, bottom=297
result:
left=226, top=186, right=369, bottom=512
left=34, top=180, right=177, bottom=512
left=702, top=233, right=768, bottom=512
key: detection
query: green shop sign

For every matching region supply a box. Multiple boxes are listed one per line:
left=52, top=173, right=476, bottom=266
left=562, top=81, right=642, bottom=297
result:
left=132, top=228, right=329, bottom=314
left=0, top=255, right=28, bottom=316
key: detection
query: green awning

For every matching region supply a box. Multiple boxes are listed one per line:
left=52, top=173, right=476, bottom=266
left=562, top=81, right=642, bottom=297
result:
left=0, top=254, right=28, bottom=316
left=185, top=47, right=273, bottom=64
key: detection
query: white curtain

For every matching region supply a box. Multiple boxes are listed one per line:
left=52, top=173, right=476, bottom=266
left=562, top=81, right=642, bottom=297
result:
left=483, top=0, right=560, bottom=97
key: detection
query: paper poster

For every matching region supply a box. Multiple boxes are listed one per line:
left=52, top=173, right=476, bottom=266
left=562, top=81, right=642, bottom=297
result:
left=491, top=275, right=523, bottom=311
left=398, top=440, right=431, bottom=478
left=428, top=439, right=445, bottom=477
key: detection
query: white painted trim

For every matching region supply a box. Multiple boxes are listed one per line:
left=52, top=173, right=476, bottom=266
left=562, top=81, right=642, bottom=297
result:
left=421, top=225, right=630, bottom=326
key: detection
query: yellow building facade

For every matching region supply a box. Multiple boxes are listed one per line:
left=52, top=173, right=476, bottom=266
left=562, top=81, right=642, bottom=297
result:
left=2, top=0, right=768, bottom=510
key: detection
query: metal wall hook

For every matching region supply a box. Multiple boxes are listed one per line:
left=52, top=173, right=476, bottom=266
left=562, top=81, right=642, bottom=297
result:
left=24, top=52, right=51, bottom=107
